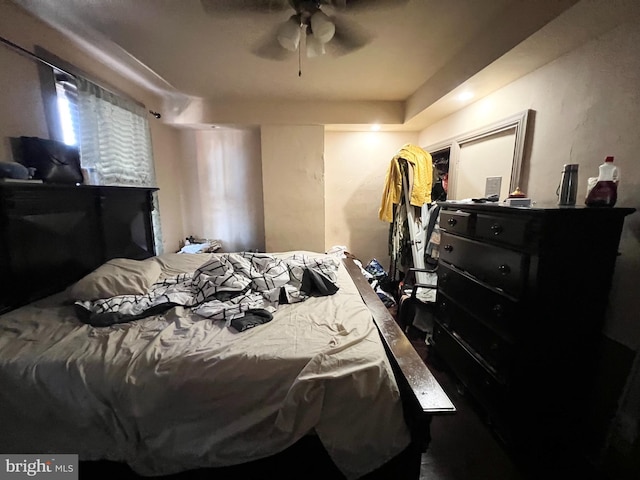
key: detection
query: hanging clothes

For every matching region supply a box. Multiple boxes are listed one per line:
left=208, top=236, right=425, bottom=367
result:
left=388, top=169, right=413, bottom=283
left=423, top=203, right=442, bottom=261
left=380, top=144, right=433, bottom=283
left=378, top=144, right=433, bottom=223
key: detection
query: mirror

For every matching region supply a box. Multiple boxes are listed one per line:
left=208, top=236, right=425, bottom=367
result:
left=424, top=110, right=532, bottom=201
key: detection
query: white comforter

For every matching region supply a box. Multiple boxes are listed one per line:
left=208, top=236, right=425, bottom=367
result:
left=0, top=252, right=410, bottom=479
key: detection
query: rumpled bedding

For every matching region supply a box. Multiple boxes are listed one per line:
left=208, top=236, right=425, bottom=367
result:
left=0, top=251, right=410, bottom=479
left=75, top=252, right=341, bottom=327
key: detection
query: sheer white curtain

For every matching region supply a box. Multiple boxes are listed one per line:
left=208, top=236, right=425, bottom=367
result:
left=76, top=77, right=163, bottom=253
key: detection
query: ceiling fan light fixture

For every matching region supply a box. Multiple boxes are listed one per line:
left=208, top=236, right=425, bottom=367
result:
left=277, top=16, right=301, bottom=51
left=310, top=10, right=335, bottom=44
left=306, top=34, right=326, bottom=58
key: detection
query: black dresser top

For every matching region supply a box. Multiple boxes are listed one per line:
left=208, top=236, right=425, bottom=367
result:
left=437, top=201, right=635, bottom=217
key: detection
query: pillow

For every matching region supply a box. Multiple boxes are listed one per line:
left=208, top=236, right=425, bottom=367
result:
left=67, top=257, right=162, bottom=301
left=153, top=252, right=214, bottom=280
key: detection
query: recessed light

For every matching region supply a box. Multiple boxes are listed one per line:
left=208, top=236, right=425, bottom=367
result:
left=370, top=124, right=381, bottom=131
left=457, top=91, right=474, bottom=102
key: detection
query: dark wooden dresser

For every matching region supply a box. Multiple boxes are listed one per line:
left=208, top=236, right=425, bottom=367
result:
left=431, top=201, right=635, bottom=468
left=0, top=182, right=157, bottom=314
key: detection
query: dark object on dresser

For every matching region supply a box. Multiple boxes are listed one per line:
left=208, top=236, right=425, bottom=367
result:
left=15, top=136, right=83, bottom=184
left=431, top=202, right=635, bottom=473
left=0, top=182, right=157, bottom=314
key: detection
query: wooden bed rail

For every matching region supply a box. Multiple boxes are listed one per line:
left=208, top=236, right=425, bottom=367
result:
left=343, top=259, right=456, bottom=451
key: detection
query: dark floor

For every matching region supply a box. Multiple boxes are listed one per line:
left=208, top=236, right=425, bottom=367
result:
left=419, top=350, right=526, bottom=480
left=417, top=339, right=612, bottom=480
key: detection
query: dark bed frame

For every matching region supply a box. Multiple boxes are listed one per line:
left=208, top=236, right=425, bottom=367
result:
left=0, top=182, right=455, bottom=479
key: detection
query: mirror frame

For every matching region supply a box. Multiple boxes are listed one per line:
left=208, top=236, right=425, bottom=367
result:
left=424, top=109, right=532, bottom=200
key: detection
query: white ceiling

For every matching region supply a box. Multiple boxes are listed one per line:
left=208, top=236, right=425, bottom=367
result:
left=12, top=0, right=607, bottom=131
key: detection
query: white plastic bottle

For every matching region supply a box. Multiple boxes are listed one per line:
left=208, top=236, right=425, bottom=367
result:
left=585, top=156, right=619, bottom=207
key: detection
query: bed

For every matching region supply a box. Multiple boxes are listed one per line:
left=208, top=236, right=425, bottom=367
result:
left=0, top=185, right=455, bottom=479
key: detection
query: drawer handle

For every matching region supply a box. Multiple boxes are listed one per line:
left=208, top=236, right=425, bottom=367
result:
left=447, top=217, right=457, bottom=227
left=439, top=300, right=447, bottom=312
left=491, top=223, right=503, bottom=235
left=444, top=244, right=454, bottom=253
left=440, top=272, right=449, bottom=283
left=497, top=264, right=511, bottom=275
left=492, top=304, right=504, bottom=317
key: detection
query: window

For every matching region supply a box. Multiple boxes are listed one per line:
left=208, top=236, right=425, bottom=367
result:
left=74, top=76, right=156, bottom=187
left=51, top=69, right=164, bottom=253
left=54, top=70, right=79, bottom=146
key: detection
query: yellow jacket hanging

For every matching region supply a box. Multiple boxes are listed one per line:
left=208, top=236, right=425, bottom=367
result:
left=378, top=144, right=433, bottom=223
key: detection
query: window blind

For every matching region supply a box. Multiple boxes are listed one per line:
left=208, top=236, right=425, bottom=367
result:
left=75, top=76, right=164, bottom=253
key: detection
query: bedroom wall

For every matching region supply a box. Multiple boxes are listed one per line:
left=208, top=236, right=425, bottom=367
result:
left=0, top=1, right=186, bottom=253
left=418, top=17, right=640, bottom=348
left=261, top=125, right=325, bottom=253
left=418, top=15, right=640, bottom=467
left=324, top=131, right=418, bottom=268
left=0, top=42, right=48, bottom=160
left=178, top=127, right=264, bottom=253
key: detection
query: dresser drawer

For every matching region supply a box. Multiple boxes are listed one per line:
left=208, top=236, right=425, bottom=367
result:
left=436, top=300, right=513, bottom=377
left=438, top=262, right=519, bottom=336
left=432, top=324, right=507, bottom=415
left=0, top=185, right=96, bottom=215
left=440, top=209, right=473, bottom=235
left=475, top=213, right=532, bottom=248
left=440, top=232, right=528, bottom=298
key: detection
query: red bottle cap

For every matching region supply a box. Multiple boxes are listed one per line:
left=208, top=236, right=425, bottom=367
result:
left=605, top=156, right=614, bottom=162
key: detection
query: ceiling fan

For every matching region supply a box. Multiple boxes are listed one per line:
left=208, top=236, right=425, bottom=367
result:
left=200, top=0, right=409, bottom=60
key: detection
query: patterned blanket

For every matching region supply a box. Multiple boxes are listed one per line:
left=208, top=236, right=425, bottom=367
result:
left=75, top=252, right=340, bottom=328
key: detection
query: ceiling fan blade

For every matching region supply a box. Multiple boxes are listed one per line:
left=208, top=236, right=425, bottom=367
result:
left=200, top=0, right=291, bottom=15
left=321, top=0, right=409, bottom=11
left=326, top=15, right=372, bottom=56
